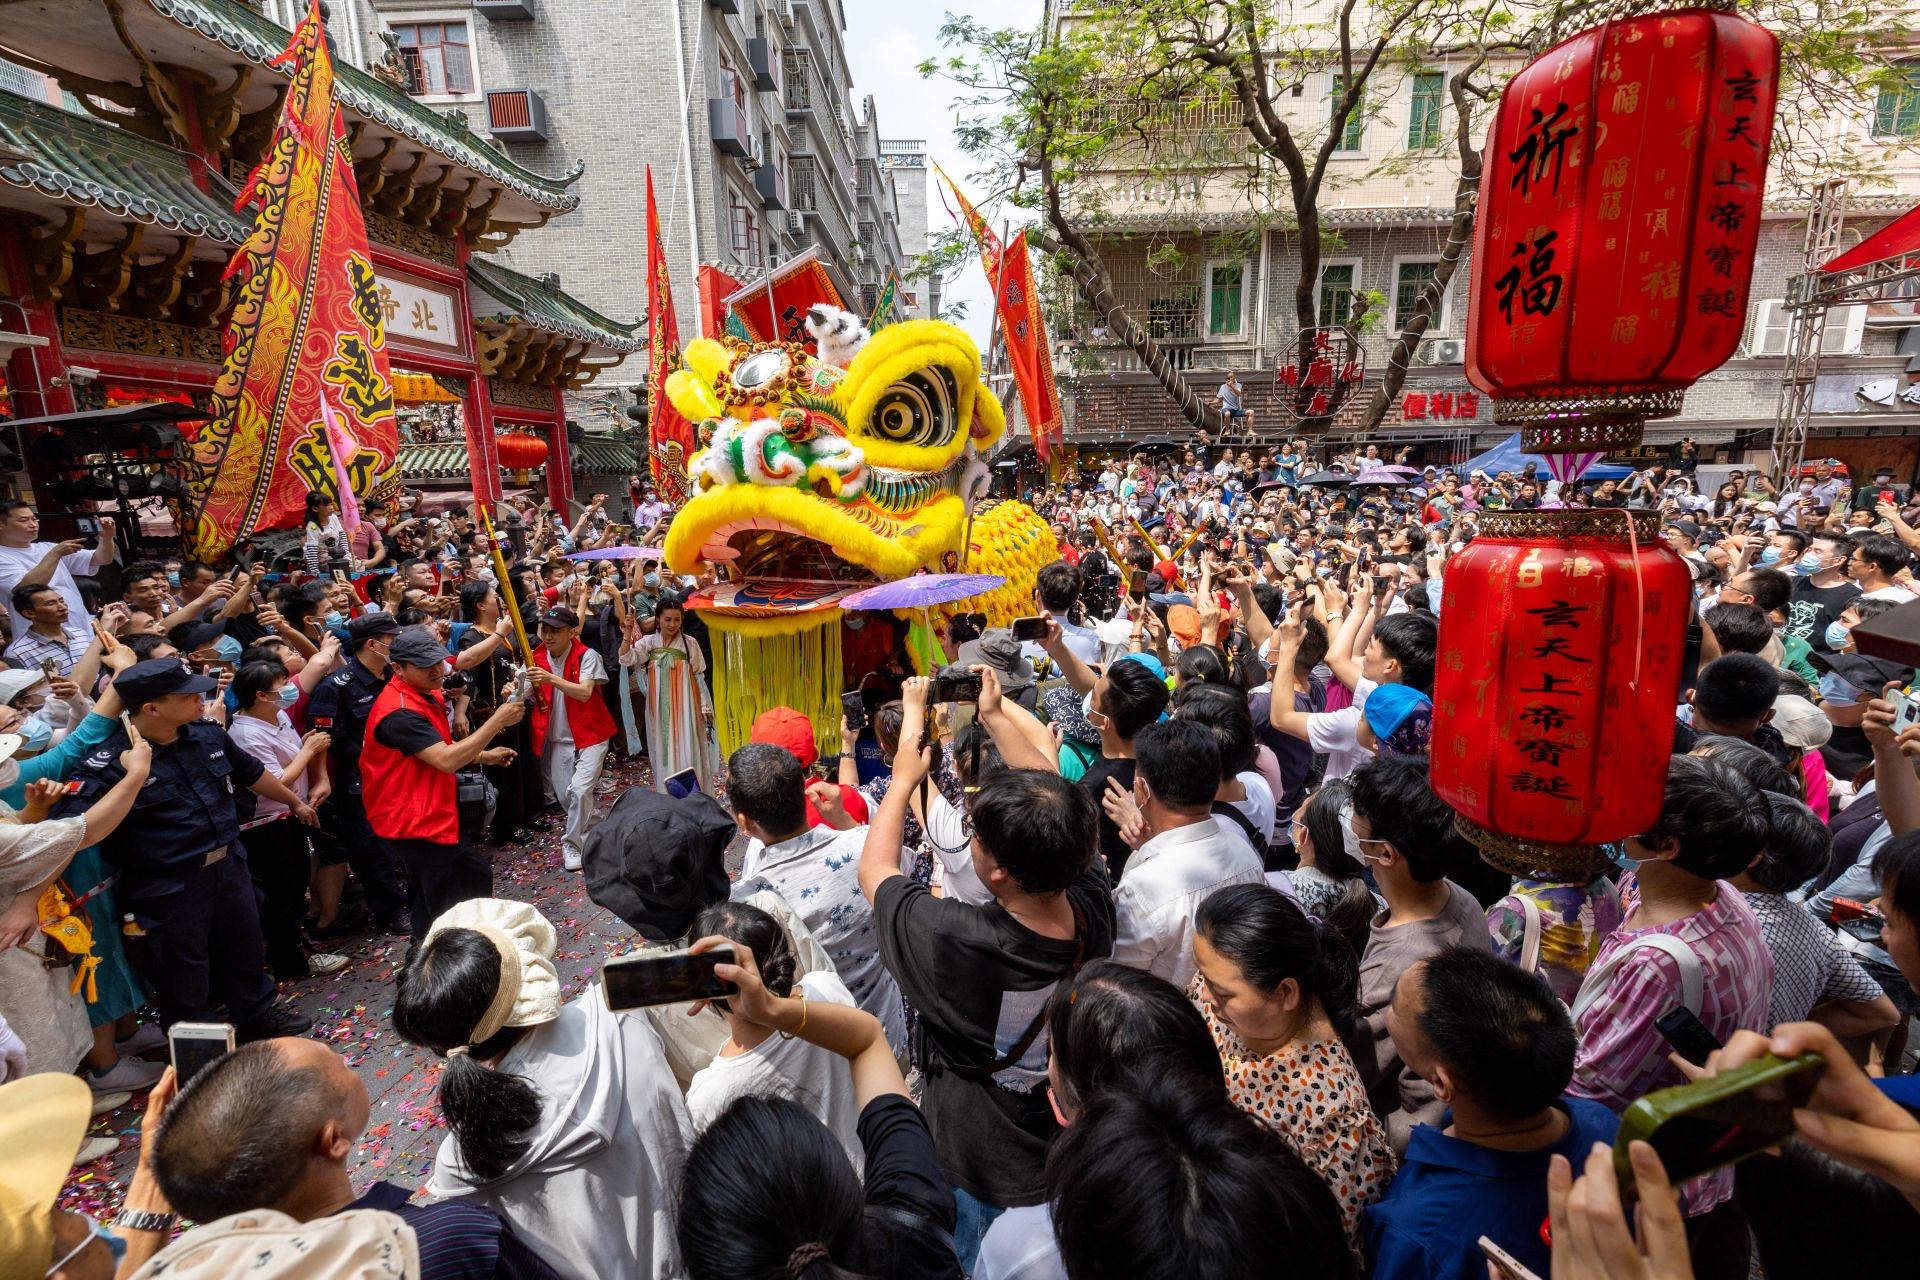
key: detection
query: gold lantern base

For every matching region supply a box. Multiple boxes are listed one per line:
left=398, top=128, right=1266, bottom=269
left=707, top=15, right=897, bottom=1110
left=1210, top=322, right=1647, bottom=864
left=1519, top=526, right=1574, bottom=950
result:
left=1455, top=814, right=1621, bottom=882
left=1493, top=389, right=1685, bottom=456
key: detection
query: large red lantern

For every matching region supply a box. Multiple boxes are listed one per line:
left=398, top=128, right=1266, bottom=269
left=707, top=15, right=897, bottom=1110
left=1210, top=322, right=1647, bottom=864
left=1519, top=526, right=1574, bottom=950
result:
left=1432, top=511, right=1692, bottom=876
left=494, top=429, right=549, bottom=474
left=1465, top=7, right=1780, bottom=455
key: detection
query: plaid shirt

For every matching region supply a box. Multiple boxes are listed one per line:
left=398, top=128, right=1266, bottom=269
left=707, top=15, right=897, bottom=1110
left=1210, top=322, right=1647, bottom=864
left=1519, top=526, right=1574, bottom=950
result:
left=4, top=622, right=91, bottom=676
left=1568, top=878, right=1772, bottom=1215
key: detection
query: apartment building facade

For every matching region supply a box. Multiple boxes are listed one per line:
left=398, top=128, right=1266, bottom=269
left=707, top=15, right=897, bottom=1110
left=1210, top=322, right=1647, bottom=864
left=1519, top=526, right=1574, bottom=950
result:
left=1052, top=17, right=1920, bottom=472
left=881, top=137, right=941, bottom=321
left=294, top=0, right=915, bottom=387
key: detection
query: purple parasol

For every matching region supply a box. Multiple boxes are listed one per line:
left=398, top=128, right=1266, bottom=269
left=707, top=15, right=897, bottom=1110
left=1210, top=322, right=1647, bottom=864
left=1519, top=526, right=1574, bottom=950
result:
left=1351, top=468, right=1413, bottom=486
left=839, top=573, right=1006, bottom=611
left=1379, top=464, right=1423, bottom=476
left=565, top=546, right=665, bottom=562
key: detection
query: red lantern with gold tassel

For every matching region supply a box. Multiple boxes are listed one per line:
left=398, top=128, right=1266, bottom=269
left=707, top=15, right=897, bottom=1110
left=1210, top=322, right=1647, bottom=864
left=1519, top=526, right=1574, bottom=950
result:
left=495, top=429, right=549, bottom=483
left=1432, top=511, right=1692, bottom=875
left=1465, top=6, right=1780, bottom=458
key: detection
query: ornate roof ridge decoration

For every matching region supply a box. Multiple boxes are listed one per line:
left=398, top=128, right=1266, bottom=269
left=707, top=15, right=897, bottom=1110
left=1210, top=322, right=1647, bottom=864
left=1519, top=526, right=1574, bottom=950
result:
left=142, top=0, right=584, bottom=211
left=0, top=86, right=248, bottom=243
left=397, top=435, right=637, bottom=478
left=468, top=256, right=645, bottom=353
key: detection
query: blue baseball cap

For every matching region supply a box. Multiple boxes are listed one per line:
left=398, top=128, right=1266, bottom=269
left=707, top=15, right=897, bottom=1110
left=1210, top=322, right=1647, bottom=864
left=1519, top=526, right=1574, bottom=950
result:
left=1363, top=684, right=1433, bottom=757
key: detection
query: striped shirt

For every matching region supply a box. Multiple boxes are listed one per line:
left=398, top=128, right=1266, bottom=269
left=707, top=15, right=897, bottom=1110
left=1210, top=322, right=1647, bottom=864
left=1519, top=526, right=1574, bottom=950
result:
left=4, top=622, right=91, bottom=676
left=1568, top=878, right=1772, bottom=1214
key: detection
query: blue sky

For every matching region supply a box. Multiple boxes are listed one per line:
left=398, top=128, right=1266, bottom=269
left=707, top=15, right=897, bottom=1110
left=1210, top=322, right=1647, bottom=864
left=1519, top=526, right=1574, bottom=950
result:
left=838, top=0, right=1041, bottom=346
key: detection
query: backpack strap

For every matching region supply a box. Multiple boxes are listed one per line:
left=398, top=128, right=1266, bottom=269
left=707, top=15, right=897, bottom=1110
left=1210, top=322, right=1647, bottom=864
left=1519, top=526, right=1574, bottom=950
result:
left=1571, top=933, right=1704, bottom=1025
left=951, top=898, right=1088, bottom=1085
left=1211, top=800, right=1264, bottom=851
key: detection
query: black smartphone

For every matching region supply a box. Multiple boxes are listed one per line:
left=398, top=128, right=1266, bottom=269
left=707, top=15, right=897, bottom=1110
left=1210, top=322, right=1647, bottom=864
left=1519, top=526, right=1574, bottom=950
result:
left=74, top=516, right=99, bottom=551
left=1655, top=1006, right=1723, bottom=1067
left=169, top=1020, right=235, bottom=1086
left=1009, top=615, right=1049, bottom=643
left=1129, top=569, right=1150, bottom=597
left=932, top=670, right=983, bottom=703
left=841, top=690, right=868, bottom=734
left=602, top=945, right=737, bottom=1010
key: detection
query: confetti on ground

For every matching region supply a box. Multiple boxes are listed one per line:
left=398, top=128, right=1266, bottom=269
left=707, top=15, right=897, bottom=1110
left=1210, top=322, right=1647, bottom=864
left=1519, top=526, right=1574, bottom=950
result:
left=57, top=752, right=744, bottom=1215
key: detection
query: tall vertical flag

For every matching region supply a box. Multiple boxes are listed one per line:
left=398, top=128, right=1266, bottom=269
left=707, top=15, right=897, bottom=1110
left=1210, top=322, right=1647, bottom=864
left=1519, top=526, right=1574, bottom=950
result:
left=186, top=0, right=398, bottom=560
left=934, top=166, right=1063, bottom=462
left=645, top=167, right=693, bottom=501
left=867, top=271, right=901, bottom=332
left=319, top=393, right=360, bottom=540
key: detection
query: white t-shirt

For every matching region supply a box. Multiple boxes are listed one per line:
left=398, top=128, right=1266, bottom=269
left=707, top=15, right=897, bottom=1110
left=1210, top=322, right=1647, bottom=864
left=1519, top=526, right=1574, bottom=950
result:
left=684, top=969, right=864, bottom=1172
left=923, top=790, right=992, bottom=906
left=976, top=1204, right=1066, bottom=1280
left=0, top=542, right=96, bottom=638
left=228, top=709, right=306, bottom=820
left=548, top=646, right=608, bottom=745
left=1227, top=770, right=1276, bottom=844
left=1305, top=677, right=1378, bottom=782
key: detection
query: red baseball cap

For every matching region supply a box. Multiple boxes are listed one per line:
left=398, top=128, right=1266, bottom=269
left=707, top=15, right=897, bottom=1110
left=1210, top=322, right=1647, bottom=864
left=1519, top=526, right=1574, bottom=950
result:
left=750, top=707, right=818, bottom=770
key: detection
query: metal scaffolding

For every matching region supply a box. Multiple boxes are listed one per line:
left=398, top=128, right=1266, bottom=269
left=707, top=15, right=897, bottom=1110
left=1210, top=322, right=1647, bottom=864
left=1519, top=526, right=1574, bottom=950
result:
left=1769, top=179, right=1849, bottom=486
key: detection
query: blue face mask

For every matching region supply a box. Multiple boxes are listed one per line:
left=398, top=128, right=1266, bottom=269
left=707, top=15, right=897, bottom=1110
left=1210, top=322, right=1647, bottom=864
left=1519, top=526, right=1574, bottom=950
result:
left=16, top=715, right=52, bottom=756
left=276, top=683, right=302, bottom=708
left=1601, top=840, right=1640, bottom=873
left=642, top=573, right=659, bottom=590
left=1826, top=620, right=1853, bottom=649
left=214, top=634, right=243, bottom=664
left=165, top=570, right=181, bottom=588
left=322, top=610, right=346, bottom=632
left=1757, top=546, right=1782, bottom=565
left=1795, top=552, right=1824, bottom=576
left=50, top=1213, right=125, bottom=1272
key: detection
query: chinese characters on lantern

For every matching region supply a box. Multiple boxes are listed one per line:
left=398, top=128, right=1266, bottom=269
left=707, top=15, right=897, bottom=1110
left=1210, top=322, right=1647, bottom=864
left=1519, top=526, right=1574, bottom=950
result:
left=1695, top=65, right=1764, bottom=321
left=1505, top=562, right=1600, bottom=804
left=1400, top=390, right=1481, bottom=420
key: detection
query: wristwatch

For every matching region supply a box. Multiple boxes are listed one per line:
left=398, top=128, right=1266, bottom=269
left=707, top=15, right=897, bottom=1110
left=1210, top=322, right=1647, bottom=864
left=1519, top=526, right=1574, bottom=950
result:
left=114, top=1208, right=178, bottom=1233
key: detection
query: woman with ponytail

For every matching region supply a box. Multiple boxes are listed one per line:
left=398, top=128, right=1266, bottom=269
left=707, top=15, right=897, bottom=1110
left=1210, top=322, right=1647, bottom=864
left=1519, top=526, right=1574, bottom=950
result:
left=1190, top=882, right=1395, bottom=1246
left=393, top=898, right=692, bottom=1280
left=685, top=901, right=867, bottom=1170
left=676, top=936, right=962, bottom=1280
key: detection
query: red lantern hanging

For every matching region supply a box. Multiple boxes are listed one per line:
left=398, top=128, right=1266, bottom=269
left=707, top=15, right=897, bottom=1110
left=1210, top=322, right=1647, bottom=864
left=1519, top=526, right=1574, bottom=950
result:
left=1465, top=7, right=1780, bottom=454
left=494, top=429, right=550, bottom=477
left=1431, top=511, right=1692, bottom=876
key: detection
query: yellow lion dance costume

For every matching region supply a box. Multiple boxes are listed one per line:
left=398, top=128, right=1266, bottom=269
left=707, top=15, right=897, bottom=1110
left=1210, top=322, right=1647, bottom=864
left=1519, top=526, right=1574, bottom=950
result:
left=660, top=317, right=1058, bottom=754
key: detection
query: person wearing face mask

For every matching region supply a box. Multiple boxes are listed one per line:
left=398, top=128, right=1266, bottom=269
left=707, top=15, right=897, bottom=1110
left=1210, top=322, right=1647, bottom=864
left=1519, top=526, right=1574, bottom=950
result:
left=228, top=661, right=346, bottom=982
left=1784, top=532, right=1861, bottom=654
left=1776, top=473, right=1823, bottom=529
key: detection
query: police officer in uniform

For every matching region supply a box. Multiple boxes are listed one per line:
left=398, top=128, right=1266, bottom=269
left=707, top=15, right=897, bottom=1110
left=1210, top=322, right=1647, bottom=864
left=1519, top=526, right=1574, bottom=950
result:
left=306, top=612, right=409, bottom=934
left=363, top=627, right=526, bottom=938
left=60, top=659, right=319, bottom=1037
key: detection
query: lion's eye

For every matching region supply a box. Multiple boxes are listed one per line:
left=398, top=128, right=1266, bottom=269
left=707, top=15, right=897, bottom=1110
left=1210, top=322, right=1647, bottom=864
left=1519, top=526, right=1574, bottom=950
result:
left=871, top=367, right=958, bottom=447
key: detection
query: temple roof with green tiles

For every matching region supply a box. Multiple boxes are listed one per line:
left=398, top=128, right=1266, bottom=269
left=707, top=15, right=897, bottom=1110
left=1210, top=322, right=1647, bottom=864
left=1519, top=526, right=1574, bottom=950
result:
left=468, top=258, right=645, bottom=353
left=0, top=87, right=249, bottom=242
left=398, top=435, right=639, bottom=480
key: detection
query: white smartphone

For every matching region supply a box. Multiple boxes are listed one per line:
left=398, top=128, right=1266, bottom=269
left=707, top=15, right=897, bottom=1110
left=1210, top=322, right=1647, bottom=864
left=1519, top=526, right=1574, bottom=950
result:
left=168, top=1020, right=235, bottom=1086
left=1477, top=1236, right=1544, bottom=1280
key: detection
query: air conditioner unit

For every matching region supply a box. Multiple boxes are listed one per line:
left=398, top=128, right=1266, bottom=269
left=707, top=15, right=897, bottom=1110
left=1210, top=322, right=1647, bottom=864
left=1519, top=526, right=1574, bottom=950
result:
left=1414, top=336, right=1464, bottom=367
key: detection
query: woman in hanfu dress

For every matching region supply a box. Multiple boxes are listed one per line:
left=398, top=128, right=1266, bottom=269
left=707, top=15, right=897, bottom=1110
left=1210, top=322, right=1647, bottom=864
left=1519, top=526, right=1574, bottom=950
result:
left=625, top=596, right=715, bottom=792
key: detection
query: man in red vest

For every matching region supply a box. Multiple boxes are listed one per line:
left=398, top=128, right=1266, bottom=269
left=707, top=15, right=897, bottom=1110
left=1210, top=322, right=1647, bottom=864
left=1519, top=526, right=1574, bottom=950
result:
left=363, top=626, right=526, bottom=939
left=527, top=605, right=617, bottom=871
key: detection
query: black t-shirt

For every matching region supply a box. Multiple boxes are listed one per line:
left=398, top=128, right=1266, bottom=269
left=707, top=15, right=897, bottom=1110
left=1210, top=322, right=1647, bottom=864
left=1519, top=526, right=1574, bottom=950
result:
left=1785, top=577, right=1860, bottom=651
left=349, top=1181, right=561, bottom=1279
left=853, top=1095, right=963, bottom=1280
left=872, top=867, right=1116, bottom=1207
left=1080, top=754, right=1137, bottom=878
left=374, top=707, right=446, bottom=755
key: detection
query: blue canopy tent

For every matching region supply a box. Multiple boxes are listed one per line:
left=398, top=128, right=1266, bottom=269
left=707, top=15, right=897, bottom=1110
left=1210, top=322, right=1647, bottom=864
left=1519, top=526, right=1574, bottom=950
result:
left=1460, top=433, right=1635, bottom=482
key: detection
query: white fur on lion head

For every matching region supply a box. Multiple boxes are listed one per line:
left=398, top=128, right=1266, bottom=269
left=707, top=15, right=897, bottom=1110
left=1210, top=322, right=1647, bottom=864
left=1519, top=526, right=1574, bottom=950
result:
left=805, top=304, right=869, bottom=369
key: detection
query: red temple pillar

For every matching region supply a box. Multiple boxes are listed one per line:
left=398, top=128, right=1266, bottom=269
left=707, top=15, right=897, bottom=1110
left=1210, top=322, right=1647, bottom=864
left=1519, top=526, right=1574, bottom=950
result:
left=545, top=385, right=574, bottom=511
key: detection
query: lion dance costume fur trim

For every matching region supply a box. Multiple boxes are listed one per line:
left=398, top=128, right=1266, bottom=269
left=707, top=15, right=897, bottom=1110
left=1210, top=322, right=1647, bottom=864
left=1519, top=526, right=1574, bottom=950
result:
left=660, top=311, right=1057, bottom=754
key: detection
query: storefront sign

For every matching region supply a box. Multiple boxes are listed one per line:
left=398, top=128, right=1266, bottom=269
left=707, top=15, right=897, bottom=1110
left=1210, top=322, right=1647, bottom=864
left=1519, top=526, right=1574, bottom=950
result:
left=375, top=271, right=464, bottom=355
left=1400, top=390, right=1482, bottom=421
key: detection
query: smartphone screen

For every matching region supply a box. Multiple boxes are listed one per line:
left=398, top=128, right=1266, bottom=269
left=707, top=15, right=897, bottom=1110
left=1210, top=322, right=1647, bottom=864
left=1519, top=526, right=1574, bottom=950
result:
left=841, top=690, right=868, bottom=734
left=664, top=768, right=701, bottom=799
left=932, top=671, right=983, bottom=703
left=169, top=1021, right=235, bottom=1086
left=602, top=945, right=736, bottom=1010
left=1655, top=1006, right=1723, bottom=1067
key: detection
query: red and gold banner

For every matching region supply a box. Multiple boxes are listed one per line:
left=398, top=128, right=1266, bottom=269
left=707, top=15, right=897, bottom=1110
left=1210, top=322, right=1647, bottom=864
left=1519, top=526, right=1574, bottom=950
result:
left=646, top=167, right=693, bottom=501
left=697, top=264, right=745, bottom=341
left=723, top=247, right=845, bottom=348
left=934, top=162, right=1004, bottom=276
left=994, top=231, right=1064, bottom=462
left=185, top=0, right=397, bottom=560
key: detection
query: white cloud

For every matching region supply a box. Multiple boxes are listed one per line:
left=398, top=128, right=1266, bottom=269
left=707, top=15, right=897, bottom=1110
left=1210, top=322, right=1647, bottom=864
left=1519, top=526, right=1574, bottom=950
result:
left=839, top=0, right=1045, bottom=347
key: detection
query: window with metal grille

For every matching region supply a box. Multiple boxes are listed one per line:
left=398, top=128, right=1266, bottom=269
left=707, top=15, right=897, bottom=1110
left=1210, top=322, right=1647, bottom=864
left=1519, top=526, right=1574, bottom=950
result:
left=1395, top=261, right=1441, bottom=330
left=391, top=21, right=474, bottom=96
left=1319, top=263, right=1357, bottom=327
left=1207, top=261, right=1246, bottom=337
left=730, top=190, right=760, bottom=256
left=1875, top=64, right=1920, bottom=137
left=790, top=156, right=818, bottom=210
left=784, top=50, right=812, bottom=110
left=1408, top=72, right=1446, bottom=149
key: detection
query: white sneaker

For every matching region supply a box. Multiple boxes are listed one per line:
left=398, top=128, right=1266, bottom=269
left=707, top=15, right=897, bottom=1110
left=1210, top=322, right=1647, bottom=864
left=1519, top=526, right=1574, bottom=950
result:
left=563, top=848, right=582, bottom=872
left=85, top=1056, right=165, bottom=1093
left=308, top=952, right=350, bottom=976
left=73, top=1136, right=120, bottom=1165
left=115, top=1022, right=165, bottom=1057
left=90, top=1090, right=131, bottom=1116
